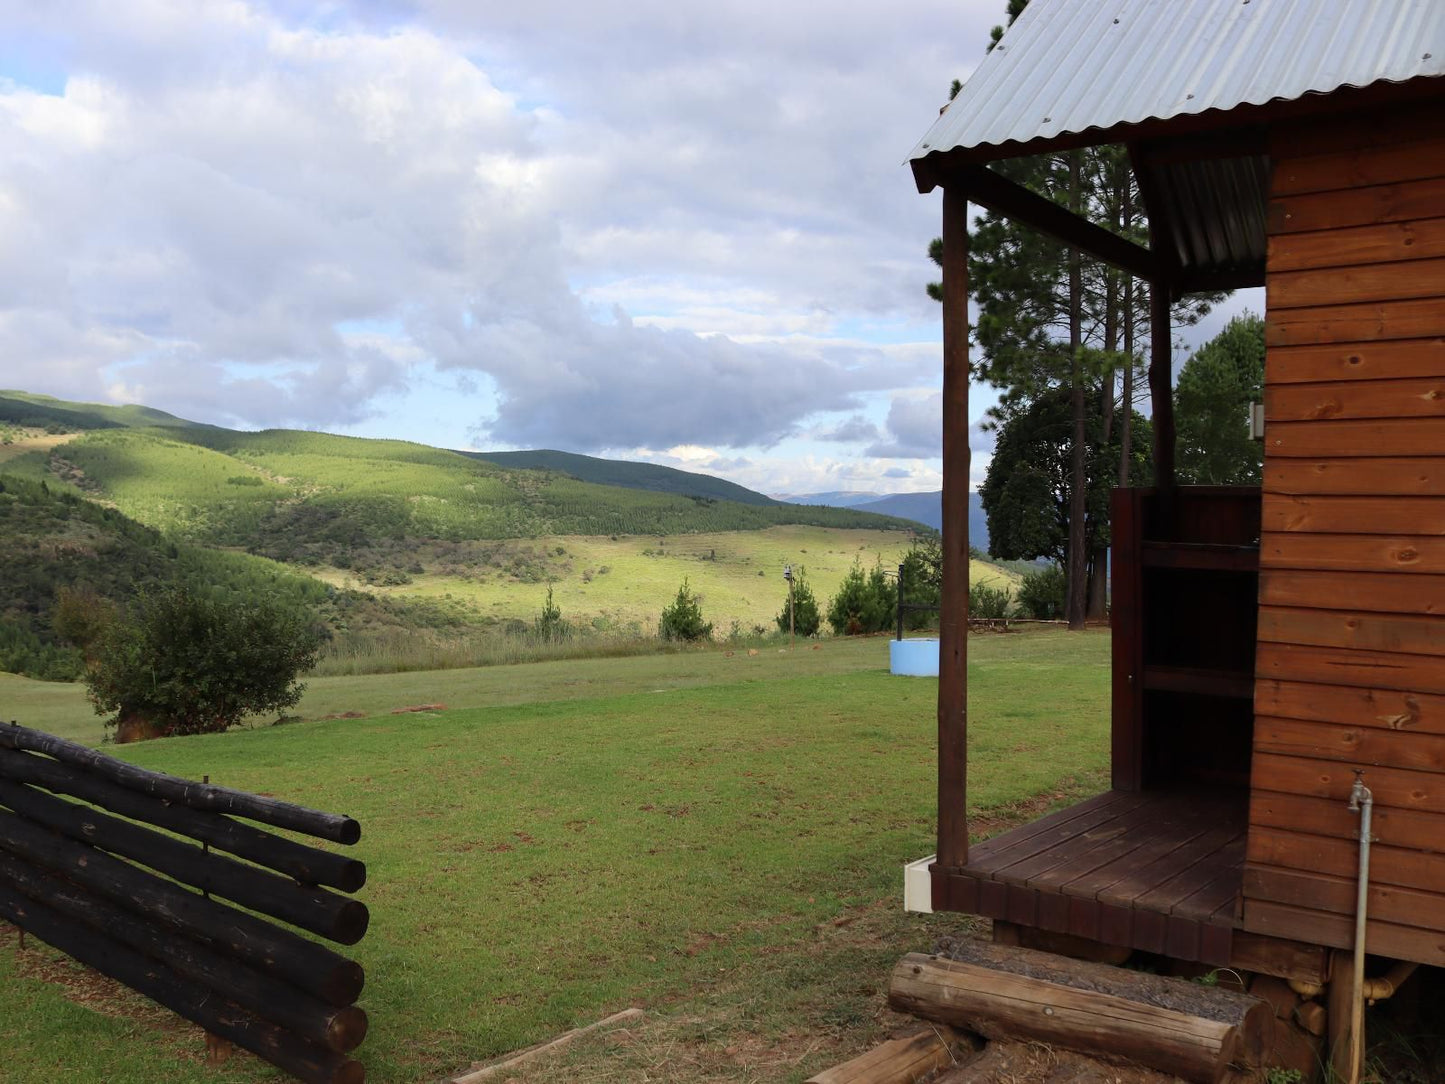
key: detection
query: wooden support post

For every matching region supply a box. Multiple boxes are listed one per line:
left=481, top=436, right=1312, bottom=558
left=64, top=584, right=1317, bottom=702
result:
left=1327, top=948, right=1355, bottom=1084
left=937, top=184, right=970, bottom=870
left=1148, top=278, right=1176, bottom=508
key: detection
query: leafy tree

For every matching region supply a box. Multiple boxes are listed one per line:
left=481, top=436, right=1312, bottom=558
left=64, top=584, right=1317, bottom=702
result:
left=899, top=536, right=942, bottom=630
left=979, top=385, right=1152, bottom=588
left=659, top=578, right=713, bottom=642
left=1016, top=565, right=1066, bottom=620
left=775, top=566, right=821, bottom=637
left=85, top=585, right=322, bottom=738
left=1175, top=314, right=1265, bottom=485
left=826, top=558, right=896, bottom=636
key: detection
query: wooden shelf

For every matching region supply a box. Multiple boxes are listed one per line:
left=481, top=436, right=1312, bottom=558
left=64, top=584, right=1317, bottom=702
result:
left=1143, top=665, right=1255, bottom=700
left=1141, top=542, right=1260, bottom=572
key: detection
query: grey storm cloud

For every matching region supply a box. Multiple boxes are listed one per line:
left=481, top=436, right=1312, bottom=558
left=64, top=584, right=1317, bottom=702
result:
left=817, top=415, right=883, bottom=443
left=0, top=1, right=996, bottom=447
left=866, top=392, right=941, bottom=459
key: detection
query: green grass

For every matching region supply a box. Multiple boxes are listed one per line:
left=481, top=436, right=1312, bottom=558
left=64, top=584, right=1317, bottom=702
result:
left=0, top=627, right=1111, bottom=1083
left=45, top=425, right=922, bottom=551
left=313, top=525, right=1018, bottom=636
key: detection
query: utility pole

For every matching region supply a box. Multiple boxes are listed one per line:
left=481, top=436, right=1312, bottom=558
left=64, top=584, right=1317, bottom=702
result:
left=783, top=564, right=795, bottom=650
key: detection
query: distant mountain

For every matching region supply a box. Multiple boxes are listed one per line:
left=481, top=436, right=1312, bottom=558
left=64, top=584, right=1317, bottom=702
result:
left=0, top=390, right=209, bottom=432
left=463, top=448, right=778, bottom=506
left=769, top=491, right=883, bottom=507
left=786, top=489, right=990, bottom=552
left=855, top=492, right=942, bottom=531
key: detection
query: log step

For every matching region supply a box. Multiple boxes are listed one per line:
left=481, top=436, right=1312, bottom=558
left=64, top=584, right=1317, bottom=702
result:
left=888, top=942, right=1271, bottom=1084
left=804, top=1026, right=960, bottom=1084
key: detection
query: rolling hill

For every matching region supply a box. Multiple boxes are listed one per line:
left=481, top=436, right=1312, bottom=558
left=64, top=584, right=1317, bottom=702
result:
left=2, top=392, right=1032, bottom=680
left=464, top=449, right=778, bottom=506
left=0, top=390, right=212, bottom=432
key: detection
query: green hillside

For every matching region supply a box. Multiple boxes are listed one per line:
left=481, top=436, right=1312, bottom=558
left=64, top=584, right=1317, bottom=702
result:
left=0, top=393, right=1035, bottom=683
left=0, top=390, right=208, bottom=433
left=0, top=472, right=473, bottom=681
left=23, top=425, right=920, bottom=566
left=464, top=448, right=778, bottom=505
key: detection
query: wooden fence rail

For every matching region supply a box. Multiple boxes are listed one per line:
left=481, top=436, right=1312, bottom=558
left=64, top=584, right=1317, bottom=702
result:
left=0, top=721, right=369, bottom=1084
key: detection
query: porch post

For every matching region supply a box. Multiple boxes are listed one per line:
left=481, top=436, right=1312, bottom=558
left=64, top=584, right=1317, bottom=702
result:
left=1147, top=277, right=1175, bottom=491
left=937, top=184, right=970, bottom=870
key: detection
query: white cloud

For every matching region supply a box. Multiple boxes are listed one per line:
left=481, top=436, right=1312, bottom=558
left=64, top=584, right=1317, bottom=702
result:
left=0, top=0, right=1022, bottom=491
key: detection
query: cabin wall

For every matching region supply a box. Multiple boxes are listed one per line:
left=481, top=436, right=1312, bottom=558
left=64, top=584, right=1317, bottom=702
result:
left=1242, top=105, right=1445, bottom=966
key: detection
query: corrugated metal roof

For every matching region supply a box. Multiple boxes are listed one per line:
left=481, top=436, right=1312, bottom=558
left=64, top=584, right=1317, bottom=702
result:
left=910, top=0, right=1445, bottom=164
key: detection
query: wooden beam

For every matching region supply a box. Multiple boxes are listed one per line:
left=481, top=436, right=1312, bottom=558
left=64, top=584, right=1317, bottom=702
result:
left=937, top=185, right=970, bottom=871
left=1149, top=275, right=1176, bottom=494
left=0, top=748, right=365, bottom=892
left=0, top=723, right=360, bottom=845
left=0, top=809, right=363, bottom=1006
left=0, top=881, right=363, bottom=1084
left=951, top=164, right=1159, bottom=281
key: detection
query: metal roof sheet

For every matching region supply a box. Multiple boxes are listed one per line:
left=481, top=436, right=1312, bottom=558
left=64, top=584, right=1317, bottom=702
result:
left=910, top=0, right=1445, bottom=164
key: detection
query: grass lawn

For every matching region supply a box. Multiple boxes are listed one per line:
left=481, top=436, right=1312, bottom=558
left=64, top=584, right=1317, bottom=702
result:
left=0, top=627, right=1111, bottom=1083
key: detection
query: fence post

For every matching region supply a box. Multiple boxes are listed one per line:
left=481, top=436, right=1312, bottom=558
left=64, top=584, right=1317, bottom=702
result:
left=896, top=564, right=906, bottom=642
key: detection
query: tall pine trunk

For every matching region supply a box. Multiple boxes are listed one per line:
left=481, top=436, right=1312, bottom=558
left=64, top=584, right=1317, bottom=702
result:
left=1067, top=151, right=1088, bottom=630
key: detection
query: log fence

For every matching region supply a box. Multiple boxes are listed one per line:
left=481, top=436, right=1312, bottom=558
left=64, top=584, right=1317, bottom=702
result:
left=0, top=721, right=369, bottom=1084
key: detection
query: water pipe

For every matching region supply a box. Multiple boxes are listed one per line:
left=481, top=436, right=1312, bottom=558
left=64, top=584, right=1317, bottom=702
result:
left=1347, top=769, right=1374, bottom=1084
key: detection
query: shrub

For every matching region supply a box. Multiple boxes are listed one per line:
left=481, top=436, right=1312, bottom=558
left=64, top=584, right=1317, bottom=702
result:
left=775, top=566, right=821, bottom=637
left=899, top=536, right=941, bottom=630
left=1016, top=565, right=1066, bottom=620
left=534, top=585, right=573, bottom=643
left=826, top=558, right=896, bottom=636
left=85, top=585, right=323, bottom=738
left=659, top=578, right=713, bottom=642
left=968, top=582, right=1013, bottom=619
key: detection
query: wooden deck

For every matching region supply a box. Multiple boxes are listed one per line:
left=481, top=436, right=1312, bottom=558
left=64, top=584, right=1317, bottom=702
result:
left=931, top=789, right=1248, bottom=966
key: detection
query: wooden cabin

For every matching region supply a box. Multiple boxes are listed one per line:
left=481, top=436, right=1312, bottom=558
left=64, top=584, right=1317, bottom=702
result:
left=907, top=0, right=1445, bottom=1018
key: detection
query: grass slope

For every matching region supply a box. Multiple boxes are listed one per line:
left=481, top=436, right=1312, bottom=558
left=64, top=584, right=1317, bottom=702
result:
left=37, top=426, right=920, bottom=551
left=0, top=628, right=1111, bottom=1083
left=464, top=449, right=778, bottom=506
left=0, top=390, right=208, bottom=432
left=0, top=472, right=472, bottom=680
left=313, top=525, right=1017, bottom=641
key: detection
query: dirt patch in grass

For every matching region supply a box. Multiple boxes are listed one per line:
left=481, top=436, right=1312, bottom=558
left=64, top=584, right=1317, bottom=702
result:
left=935, top=1038, right=1179, bottom=1083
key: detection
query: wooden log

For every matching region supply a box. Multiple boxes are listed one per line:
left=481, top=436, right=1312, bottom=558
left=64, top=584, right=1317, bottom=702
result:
left=0, top=880, right=363, bottom=1084
left=0, top=809, right=362, bottom=1005
left=804, top=1027, right=958, bottom=1084
left=0, top=779, right=368, bottom=944
left=0, top=722, right=360, bottom=844
left=0, top=748, right=365, bottom=891
left=888, top=946, right=1271, bottom=1084
left=0, top=852, right=367, bottom=1053
left=450, top=1008, right=644, bottom=1082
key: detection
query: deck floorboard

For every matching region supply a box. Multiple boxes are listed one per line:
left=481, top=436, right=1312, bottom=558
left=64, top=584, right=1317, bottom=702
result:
left=935, top=789, right=1249, bottom=966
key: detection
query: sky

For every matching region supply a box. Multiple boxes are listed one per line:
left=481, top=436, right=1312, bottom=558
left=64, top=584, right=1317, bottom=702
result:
left=0, top=0, right=1260, bottom=498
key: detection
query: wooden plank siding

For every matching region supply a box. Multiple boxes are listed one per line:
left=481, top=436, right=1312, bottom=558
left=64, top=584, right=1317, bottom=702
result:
left=1245, top=111, right=1445, bottom=964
